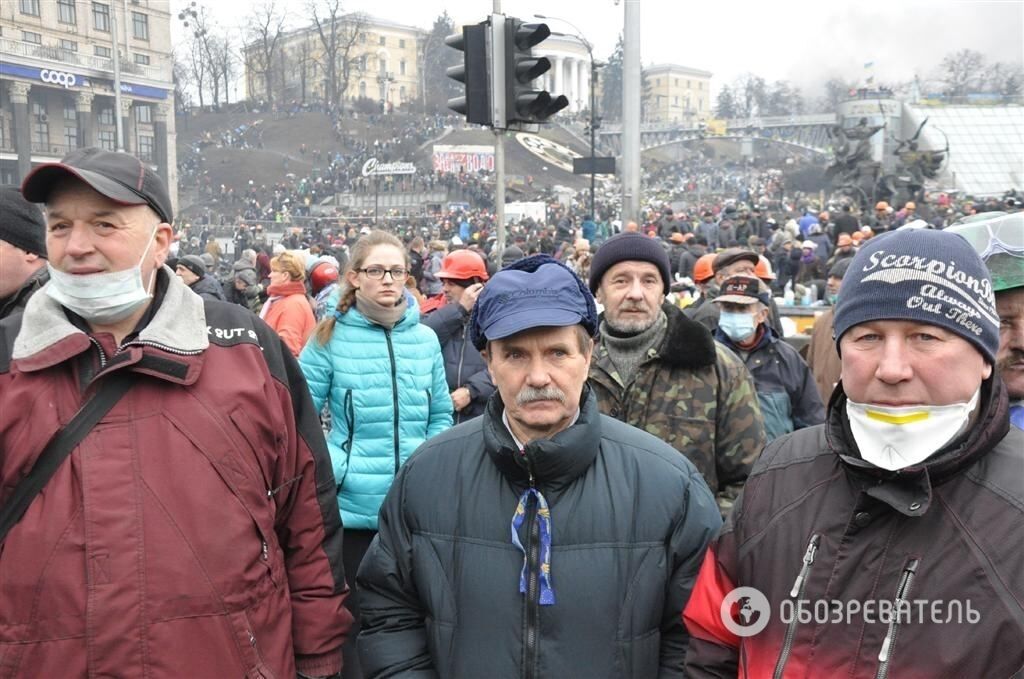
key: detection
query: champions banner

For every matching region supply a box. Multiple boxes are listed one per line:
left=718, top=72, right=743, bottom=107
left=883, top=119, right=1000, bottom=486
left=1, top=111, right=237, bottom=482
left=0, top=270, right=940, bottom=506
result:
left=432, top=145, right=495, bottom=173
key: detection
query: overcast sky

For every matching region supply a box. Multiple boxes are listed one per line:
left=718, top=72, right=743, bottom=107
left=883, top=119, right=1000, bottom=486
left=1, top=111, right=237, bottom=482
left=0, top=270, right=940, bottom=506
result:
left=170, top=0, right=1024, bottom=100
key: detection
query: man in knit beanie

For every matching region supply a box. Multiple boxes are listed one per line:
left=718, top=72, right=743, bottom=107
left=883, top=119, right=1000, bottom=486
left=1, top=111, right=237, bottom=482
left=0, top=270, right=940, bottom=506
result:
left=587, top=232, right=766, bottom=514
left=0, top=185, right=49, bottom=319
left=684, top=227, right=1024, bottom=677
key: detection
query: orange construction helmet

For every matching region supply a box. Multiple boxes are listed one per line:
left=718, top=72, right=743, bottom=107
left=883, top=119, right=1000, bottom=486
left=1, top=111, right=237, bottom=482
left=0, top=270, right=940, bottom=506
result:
left=693, top=253, right=716, bottom=283
left=437, top=249, right=489, bottom=281
left=755, top=255, right=776, bottom=281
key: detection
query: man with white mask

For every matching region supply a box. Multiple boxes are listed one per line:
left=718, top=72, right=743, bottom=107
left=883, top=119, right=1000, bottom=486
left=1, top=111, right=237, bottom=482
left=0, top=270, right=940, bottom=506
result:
left=683, top=228, right=1024, bottom=678
left=0, top=148, right=352, bottom=678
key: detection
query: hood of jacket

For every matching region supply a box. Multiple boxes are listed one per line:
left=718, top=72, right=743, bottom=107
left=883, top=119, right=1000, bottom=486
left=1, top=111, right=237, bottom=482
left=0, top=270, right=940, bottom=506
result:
left=12, top=266, right=208, bottom=374
left=482, top=386, right=601, bottom=492
left=824, top=374, right=1010, bottom=516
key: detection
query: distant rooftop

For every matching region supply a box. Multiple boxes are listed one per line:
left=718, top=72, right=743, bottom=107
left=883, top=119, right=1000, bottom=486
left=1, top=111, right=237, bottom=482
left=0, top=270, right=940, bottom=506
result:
left=644, top=63, right=713, bottom=78
left=904, top=102, right=1024, bottom=197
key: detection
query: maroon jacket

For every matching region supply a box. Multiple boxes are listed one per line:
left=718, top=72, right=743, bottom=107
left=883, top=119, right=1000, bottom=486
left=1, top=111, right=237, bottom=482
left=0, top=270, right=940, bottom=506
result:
left=0, top=269, right=351, bottom=678
left=683, top=377, right=1024, bottom=678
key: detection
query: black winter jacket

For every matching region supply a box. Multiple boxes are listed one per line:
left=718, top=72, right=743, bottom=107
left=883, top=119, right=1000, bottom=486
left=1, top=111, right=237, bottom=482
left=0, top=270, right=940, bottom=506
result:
left=420, top=302, right=494, bottom=423
left=357, top=389, right=722, bottom=679
left=684, top=377, right=1024, bottom=678
left=190, top=273, right=227, bottom=302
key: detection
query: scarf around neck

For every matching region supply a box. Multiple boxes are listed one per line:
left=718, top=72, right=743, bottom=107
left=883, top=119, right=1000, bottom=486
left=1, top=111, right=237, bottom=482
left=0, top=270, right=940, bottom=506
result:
left=355, top=288, right=408, bottom=329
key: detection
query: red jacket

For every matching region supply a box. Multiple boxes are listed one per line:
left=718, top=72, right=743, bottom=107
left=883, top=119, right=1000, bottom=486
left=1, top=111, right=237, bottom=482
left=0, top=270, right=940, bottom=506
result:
left=261, top=280, right=316, bottom=356
left=0, top=269, right=352, bottom=678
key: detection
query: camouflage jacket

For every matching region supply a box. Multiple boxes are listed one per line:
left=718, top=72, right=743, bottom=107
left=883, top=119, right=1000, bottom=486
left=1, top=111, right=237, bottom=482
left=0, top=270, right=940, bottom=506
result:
left=589, top=303, right=766, bottom=514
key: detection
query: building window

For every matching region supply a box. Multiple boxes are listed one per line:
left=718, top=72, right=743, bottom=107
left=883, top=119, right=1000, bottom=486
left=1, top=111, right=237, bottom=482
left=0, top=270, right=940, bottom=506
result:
left=137, top=134, right=153, bottom=161
left=132, top=12, right=148, bottom=40
left=65, top=126, right=78, bottom=150
left=32, top=102, right=46, bottom=116
left=33, top=118, right=49, bottom=147
left=359, top=81, right=366, bottom=97
left=135, top=104, right=152, bottom=123
left=93, top=2, right=110, bottom=32
left=359, top=32, right=366, bottom=43
left=98, top=129, right=115, bottom=150
left=22, top=31, right=42, bottom=45
left=399, top=86, right=406, bottom=102
left=57, top=0, right=77, bottom=24
left=134, top=53, right=150, bottom=65
left=60, top=39, right=78, bottom=52
left=399, top=39, right=405, bottom=48
left=379, top=59, right=386, bottom=75
left=64, top=103, right=77, bottom=120
left=19, top=0, right=40, bottom=16
left=399, top=60, right=406, bottom=76
left=673, top=96, right=678, bottom=106
left=94, top=45, right=111, bottom=58
left=379, top=35, right=386, bottom=46
left=98, top=107, right=114, bottom=125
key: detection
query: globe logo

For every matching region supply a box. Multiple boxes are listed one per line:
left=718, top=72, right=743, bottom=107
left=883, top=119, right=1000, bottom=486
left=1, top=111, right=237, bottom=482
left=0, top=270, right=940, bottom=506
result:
left=720, top=586, right=771, bottom=637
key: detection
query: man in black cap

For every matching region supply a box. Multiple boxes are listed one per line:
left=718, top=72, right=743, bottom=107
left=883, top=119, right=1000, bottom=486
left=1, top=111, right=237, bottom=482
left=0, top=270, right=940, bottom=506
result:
left=0, top=185, right=49, bottom=319
left=586, top=232, right=767, bottom=514
left=690, top=247, right=785, bottom=335
left=0, top=148, right=351, bottom=678
left=357, top=254, right=721, bottom=679
left=175, top=254, right=226, bottom=302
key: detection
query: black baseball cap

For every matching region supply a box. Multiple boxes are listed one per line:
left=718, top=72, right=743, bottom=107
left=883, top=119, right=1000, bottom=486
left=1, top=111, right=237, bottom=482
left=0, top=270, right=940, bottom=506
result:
left=21, top=147, right=173, bottom=224
left=712, top=274, right=772, bottom=306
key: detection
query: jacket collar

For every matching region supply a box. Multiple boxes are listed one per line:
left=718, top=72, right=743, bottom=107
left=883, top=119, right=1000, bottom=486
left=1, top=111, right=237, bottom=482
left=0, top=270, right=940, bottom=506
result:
left=483, top=386, right=602, bottom=491
left=0, top=266, right=48, bottom=318
left=340, top=289, right=420, bottom=329
left=652, top=303, right=717, bottom=368
left=13, top=266, right=209, bottom=381
left=826, top=376, right=1010, bottom=516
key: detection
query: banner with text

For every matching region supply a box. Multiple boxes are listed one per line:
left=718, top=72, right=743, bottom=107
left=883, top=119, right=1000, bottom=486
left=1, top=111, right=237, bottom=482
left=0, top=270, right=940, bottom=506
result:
left=432, top=145, right=495, bottom=173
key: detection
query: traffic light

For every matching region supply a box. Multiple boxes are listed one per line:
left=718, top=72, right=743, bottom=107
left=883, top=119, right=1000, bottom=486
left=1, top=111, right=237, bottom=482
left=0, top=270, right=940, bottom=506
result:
left=446, top=22, right=490, bottom=126
left=503, top=19, right=568, bottom=126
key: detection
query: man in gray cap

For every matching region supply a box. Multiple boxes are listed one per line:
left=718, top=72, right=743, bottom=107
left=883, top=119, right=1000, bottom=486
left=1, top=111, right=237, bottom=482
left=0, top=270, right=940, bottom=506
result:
left=357, top=254, right=721, bottom=679
left=175, top=254, right=226, bottom=302
left=0, top=185, right=49, bottom=319
left=0, top=148, right=351, bottom=678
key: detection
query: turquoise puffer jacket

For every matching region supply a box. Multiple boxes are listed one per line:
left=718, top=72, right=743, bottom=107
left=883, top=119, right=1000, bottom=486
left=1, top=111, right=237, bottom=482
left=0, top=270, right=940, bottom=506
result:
left=300, top=293, right=453, bottom=529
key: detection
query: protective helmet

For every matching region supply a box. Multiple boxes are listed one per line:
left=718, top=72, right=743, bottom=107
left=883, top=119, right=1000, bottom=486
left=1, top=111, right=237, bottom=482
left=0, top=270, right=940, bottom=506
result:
left=945, top=211, right=1024, bottom=292
left=904, top=201, right=916, bottom=211
left=754, top=255, right=776, bottom=281
left=875, top=201, right=889, bottom=211
left=693, top=253, right=717, bottom=283
left=437, top=249, right=489, bottom=281
left=309, top=261, right=340, bottom=295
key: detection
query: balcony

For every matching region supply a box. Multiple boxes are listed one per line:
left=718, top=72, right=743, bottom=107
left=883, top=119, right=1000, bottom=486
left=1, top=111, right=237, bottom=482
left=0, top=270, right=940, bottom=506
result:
left=30, top=142, right=75, bottom=157
left=0, top=37, right=167, bottom=83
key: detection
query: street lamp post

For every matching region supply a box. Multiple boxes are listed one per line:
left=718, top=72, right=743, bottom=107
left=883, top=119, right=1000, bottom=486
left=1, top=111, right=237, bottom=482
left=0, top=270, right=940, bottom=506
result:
left=533, top=15, right=599, bottom=224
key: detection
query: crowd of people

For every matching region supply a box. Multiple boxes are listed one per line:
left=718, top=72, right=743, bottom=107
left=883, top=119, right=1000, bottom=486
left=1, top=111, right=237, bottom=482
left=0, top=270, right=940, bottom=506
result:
left=0, top=142, right=1022, bottom=679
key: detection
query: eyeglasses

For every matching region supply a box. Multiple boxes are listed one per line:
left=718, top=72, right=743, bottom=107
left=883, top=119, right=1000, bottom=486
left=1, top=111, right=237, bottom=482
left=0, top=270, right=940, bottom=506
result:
left=358, top=266, right=408, bottom=280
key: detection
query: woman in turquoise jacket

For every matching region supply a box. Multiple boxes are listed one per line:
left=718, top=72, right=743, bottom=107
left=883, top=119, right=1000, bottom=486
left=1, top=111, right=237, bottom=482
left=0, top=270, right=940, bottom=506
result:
left=299, top=230, right=452, bottom=677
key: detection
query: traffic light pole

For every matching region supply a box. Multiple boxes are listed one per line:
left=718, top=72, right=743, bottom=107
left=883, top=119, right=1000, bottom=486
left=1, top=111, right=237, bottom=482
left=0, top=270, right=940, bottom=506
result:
left=491, top=7, right=506, bottom=264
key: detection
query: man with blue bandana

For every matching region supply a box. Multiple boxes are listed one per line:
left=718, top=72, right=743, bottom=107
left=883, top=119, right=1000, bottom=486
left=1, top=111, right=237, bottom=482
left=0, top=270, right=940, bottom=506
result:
left=357, top=254, right=721, bottom=678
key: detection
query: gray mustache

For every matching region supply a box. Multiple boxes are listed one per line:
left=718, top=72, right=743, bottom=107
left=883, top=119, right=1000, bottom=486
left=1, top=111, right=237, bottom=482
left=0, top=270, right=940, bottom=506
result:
left=516, top=386, right=566, bottom=406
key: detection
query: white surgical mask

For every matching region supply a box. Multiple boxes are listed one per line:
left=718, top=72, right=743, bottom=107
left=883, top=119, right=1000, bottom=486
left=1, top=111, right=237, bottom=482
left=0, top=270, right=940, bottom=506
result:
left=846, top=388, right=980, bottom=471
left=718, top=310, right=758, bottom=342
left=46, top=223, right=160, bottom=325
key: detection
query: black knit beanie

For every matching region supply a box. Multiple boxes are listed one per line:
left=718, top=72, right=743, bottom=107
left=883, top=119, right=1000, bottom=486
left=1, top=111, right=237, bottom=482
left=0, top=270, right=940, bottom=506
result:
left=0, top=185, right=47, bottom=257
left=588, top=232, right=671, bottom=293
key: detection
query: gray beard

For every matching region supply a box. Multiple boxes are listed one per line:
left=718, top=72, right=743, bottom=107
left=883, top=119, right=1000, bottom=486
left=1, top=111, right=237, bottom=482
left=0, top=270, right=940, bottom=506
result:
left=605, top=314, right=657, bottom=335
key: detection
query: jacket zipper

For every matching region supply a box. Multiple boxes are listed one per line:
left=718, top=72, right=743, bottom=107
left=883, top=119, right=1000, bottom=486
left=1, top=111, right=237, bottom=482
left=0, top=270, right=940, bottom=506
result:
left=522, top=467, right=540, bottom=679
left=384, top=329, right=400, bottom=473
left=772, top=533, right=820, bottom=679
left=88, top=336, right=108, bottom=369
left=118, top=339, right=204, bottom=357
left=875, top=559, right=919, bottom=679
left=455, top=324, right=467, bottom=425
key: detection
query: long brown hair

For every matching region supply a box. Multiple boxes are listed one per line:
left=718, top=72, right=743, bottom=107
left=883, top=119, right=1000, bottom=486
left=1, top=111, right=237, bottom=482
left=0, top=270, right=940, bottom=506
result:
left=312, top=230, right=409, bottom=345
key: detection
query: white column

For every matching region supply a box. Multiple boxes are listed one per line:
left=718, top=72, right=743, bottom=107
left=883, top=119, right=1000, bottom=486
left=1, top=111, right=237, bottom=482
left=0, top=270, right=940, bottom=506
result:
left=553, top=56, right=564, bottom=99
left=578, top=59, right=588, bottom=113
left=569, top=59, right=580, bottom=112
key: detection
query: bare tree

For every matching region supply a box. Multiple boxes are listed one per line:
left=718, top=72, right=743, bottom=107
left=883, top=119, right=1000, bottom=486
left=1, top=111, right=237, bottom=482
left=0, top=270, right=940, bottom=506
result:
left=307, top=0, right=367, bottom=111
left=209, top=33, right=237, bottom=106
left=246, top=0, right=289, bottom=108
left=172, top=49, right=194, bottom=113
left=940, top=49, right=985, bottom=98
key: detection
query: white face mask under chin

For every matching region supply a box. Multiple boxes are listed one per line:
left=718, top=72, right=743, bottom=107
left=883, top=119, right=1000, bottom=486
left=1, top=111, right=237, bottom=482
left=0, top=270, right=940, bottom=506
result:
left=45, top=224, right=160, bottom=326
left=846, top=388, right=981, bottom=471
